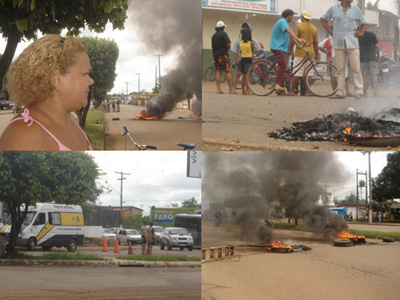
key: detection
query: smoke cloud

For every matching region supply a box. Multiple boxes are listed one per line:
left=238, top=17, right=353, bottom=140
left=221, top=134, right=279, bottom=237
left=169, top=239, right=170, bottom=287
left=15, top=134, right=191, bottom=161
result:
left=203, top=152, right=352, bottom=243
left=129, top=0, right=202, bottom=117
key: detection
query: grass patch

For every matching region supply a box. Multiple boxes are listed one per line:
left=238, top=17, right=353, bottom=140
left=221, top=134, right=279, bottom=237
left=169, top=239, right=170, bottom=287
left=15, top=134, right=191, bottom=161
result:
left=35, top=253, right=105, bottom=261
left=82, top=107, right=104, bottom=150
left=117, top=255, right=201, bottom=262
left=348, top=229, right=400, bottom=240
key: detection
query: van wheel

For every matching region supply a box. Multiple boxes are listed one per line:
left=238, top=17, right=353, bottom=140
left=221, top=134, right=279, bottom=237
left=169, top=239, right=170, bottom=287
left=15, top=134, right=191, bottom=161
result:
left=27, top=237, right=36, bottom=251
left=67, top=239, right=77, bottom=252
left=42, top=246, right=52, bottom=252
left=167, top=241, right=172, bottom=250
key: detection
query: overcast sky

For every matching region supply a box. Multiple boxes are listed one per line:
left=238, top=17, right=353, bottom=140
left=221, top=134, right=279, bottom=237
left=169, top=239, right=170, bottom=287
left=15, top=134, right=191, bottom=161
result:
left=332, top=151, right=391, bottom=200
left=89, top=151, right=201, bottom=216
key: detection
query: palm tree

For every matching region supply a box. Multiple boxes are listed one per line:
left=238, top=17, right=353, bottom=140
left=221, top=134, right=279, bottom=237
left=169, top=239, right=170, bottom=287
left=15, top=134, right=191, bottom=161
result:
left=366, top=0, right=381, bottom=11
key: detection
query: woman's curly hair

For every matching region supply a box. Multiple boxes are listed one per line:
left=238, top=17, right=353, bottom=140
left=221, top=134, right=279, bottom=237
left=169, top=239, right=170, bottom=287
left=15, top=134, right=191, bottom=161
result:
left=8, top=34, right=86, bottom=106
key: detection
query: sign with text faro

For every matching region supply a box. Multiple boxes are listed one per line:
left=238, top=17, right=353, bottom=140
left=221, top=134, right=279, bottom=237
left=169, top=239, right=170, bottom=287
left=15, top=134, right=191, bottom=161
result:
left=151, top=208, right=198, bottom=226
left=202, top=0, right=277, bottom=14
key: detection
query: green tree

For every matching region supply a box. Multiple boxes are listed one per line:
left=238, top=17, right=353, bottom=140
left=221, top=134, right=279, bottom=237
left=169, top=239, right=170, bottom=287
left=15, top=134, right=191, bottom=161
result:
left=77, top=37, right=119, bottom=126
left=181, top=197, right=201, bottom=208
left=0, top=151, right=102, bottom=256
left=372, top=152, right=400, bottom=205
left=340, top=193, right=358, bottom=205
left=122, top=214, right=150, bottom=230
left=0, top=0, right=129, bottom=92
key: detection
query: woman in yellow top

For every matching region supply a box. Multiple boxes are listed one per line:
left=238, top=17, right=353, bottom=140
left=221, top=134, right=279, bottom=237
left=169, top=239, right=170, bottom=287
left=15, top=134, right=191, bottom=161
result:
left=239, top=28, right=254, bottom=95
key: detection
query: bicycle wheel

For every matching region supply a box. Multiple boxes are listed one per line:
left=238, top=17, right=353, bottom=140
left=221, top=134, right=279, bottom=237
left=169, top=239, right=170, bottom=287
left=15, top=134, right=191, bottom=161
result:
left=205, top=67, right=216, bottom=81
left=220, top=71, right=226, bottom=83
left=305, top=62, right=338, bottom=97
left=246, top=60, right=276, bottom=96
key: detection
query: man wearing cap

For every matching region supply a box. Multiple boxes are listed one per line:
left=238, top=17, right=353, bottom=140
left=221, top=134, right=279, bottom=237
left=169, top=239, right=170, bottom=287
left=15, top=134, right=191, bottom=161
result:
left=211, top=21, right=236, bottom=94
left=288, top=11, right=318, bottom=96
left=232, top=23, right=262, bottom=90
left=321, top=0, right=368, bottom=100
left=270, top=9, right=305, bottom=93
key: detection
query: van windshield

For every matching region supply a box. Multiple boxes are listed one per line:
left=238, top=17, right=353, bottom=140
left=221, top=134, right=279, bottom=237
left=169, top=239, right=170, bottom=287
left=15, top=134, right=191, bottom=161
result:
left=3, top=211, right=37, bottom=226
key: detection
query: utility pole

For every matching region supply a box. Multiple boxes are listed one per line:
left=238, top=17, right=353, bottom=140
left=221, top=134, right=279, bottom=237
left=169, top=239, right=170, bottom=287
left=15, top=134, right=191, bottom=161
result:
left=115, top=171, right=130, bottom=227
left=125, top=82, right=129, bottom=98
left=155, top=65, right=157, bottom=92
left=136, top=73, right=141, bottom=104
left=154, top=54, right=163, bottom=90
left=356, top=169, right=367, bottom=221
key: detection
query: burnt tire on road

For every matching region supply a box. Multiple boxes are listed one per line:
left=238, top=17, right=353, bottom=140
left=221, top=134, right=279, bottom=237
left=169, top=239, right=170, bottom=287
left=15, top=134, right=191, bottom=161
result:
left=333, top=239, right=353, bottom=247
left=383, top=238, right=395, bottom=243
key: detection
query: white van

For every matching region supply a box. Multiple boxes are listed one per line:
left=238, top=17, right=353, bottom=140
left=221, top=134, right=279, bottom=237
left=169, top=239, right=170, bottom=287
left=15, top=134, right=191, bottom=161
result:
left=0, top=203, right=84, bottom=252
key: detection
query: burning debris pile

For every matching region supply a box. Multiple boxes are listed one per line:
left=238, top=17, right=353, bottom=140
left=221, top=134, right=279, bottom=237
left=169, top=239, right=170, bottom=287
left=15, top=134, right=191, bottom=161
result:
left=130, top=0, right=202, bottom=120
left=268, top=109, right=400, bottom=145
left=333, top=230, right=366, bottom=247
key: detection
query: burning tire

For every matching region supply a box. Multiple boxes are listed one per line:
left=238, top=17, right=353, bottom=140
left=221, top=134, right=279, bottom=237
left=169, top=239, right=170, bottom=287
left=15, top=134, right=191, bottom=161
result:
left=333, top=239, right=353, bottom=247
left=383, top=238, right=395, bottom=243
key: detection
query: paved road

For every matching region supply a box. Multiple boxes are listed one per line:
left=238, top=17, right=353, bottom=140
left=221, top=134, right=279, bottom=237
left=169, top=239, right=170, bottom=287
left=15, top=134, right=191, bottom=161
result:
left=202, top=81, right=400, bottom=151
left=0, top=266, right=200, bottom=300
left=104, top=104, right=202, bottom=150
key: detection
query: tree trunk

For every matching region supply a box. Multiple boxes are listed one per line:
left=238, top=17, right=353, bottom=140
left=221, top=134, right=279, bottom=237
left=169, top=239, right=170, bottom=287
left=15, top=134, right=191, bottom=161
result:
left=0, top=27, right=22, bottom=92
left=76, top=87, right=92, bottom=128
left=5, top=199, right=27, bottom=257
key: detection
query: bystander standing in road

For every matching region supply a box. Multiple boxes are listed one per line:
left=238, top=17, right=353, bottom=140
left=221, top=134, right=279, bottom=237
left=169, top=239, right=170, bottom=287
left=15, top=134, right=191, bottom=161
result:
left=141, top=221, right=147, bottom=255
left=145, top=222, right=155, bottom=255
left=270, top=9, right=305, bottom=94
left=232, top=23, right=262, bottom=90
left=321, top=0, right=368, bottom=100
left=212, top=21, right=236, bottom=94
left=358, top=30, right=380, bottom=97
left=238, top=27, right=254, bottom=95
left=288, top=11, right=318, bottom=96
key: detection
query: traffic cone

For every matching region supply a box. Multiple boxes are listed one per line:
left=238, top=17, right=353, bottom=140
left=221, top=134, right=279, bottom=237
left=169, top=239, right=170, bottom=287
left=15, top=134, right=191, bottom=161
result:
left=102, top=237, right=108, bottom=252
left=114, top=237, right=120, bottom=253
left=128, top=240, right=133, bottom=255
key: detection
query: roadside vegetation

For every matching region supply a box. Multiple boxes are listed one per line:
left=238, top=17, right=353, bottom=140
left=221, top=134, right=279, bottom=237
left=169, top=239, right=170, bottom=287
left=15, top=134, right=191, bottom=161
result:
left=117, top=255, right=201, bottom=262
left=1, top=252, right=105, bottom=260
left=347, top=229, right=400, bottom=241
left=82, top=107, right=105, bottom=150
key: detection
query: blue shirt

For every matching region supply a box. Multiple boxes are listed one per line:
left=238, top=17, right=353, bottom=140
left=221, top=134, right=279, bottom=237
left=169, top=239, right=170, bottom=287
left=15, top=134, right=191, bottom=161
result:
left=322, top=4, right=368, bottom=49
left=270, top=18, right=290, bottom=52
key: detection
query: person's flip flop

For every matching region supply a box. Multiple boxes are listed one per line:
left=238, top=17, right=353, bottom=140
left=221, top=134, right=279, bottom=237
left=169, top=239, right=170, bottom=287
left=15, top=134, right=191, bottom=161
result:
left=216, top=91, right=224, bottom=94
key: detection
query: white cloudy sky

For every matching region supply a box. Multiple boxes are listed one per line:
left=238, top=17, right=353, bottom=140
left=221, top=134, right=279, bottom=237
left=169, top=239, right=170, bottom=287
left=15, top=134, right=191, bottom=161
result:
left=88, top=151, right=201, bottom=216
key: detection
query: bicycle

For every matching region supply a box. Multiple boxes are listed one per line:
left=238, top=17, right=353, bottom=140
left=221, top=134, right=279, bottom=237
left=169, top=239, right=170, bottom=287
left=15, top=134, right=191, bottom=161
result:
left=205, top=61, right=226, bottom=82
left=246, top=46, right=338, bottom=97
left=121, top=126, right=157, bottom=150
left=122, top=127, right=196, bottom=151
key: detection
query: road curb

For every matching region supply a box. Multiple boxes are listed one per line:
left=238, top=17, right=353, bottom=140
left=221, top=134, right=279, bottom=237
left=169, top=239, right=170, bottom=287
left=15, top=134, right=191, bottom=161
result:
left=0, top=258, right=201, bottom=268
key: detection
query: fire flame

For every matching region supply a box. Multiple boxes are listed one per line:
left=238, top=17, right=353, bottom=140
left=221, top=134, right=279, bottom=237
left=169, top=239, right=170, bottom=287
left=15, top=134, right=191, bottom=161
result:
left=334, top=231, right=365, bottom=243
left=136, top=110, right=159, bottom=120
left=266, top=240, right=292, bottom=253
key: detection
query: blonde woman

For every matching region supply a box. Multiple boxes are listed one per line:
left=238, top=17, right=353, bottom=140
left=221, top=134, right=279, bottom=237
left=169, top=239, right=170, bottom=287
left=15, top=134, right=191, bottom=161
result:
left=0, top=34, right=94, bottom=150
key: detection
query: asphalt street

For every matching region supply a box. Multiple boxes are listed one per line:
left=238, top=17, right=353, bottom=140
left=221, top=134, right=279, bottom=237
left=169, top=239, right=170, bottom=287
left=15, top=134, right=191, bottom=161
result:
left=202, top=81, right=400, bottom=151
left=0, top=266, right=201, bottom=300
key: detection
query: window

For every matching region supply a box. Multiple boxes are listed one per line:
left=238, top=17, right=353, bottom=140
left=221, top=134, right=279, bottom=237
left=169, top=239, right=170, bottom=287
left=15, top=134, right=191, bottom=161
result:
left=33, top=213, right=46, bottom=226
left=49, top=213, right=61, bottom=225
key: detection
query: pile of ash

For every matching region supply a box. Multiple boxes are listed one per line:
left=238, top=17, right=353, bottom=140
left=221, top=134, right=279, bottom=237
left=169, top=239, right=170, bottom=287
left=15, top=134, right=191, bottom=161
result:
left=267, top=110, right=400, bottom=142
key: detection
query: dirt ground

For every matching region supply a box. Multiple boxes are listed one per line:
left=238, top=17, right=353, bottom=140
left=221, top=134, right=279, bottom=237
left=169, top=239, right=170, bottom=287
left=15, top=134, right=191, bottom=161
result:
left=104, top=104, right=202, bottom=151
left=201, top=220, right=400, bottom=300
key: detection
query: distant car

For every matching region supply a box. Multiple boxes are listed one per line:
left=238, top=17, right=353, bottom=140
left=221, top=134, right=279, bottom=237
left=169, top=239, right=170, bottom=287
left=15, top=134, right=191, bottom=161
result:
left=159, top=227, right=193, bottom=251
left=147, top=225, right=164, bottom=244
left=102, top=229, right=116, bottom=238
left=117, top=229, right=141, bottom=245
left=0, top=101, right=15, bottom=110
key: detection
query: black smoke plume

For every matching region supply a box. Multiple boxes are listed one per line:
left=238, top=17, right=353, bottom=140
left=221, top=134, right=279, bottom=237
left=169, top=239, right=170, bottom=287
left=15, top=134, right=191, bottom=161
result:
left=129, top=0, right=202, bottom=118
left=203, top=152, right=351, bottom=243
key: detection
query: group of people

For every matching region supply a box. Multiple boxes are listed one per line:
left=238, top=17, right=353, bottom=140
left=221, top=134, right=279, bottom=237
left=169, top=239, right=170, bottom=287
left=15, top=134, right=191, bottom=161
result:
left=103, top=99, right=120, bottom=113
left=140, top=221, right=156, bottom=255
left=211, top=0, right=399, bottom=99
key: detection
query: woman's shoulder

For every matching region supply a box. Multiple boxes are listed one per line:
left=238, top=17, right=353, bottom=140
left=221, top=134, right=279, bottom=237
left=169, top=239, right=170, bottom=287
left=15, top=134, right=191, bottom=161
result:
left=0, top=118, right=58, bottom=150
